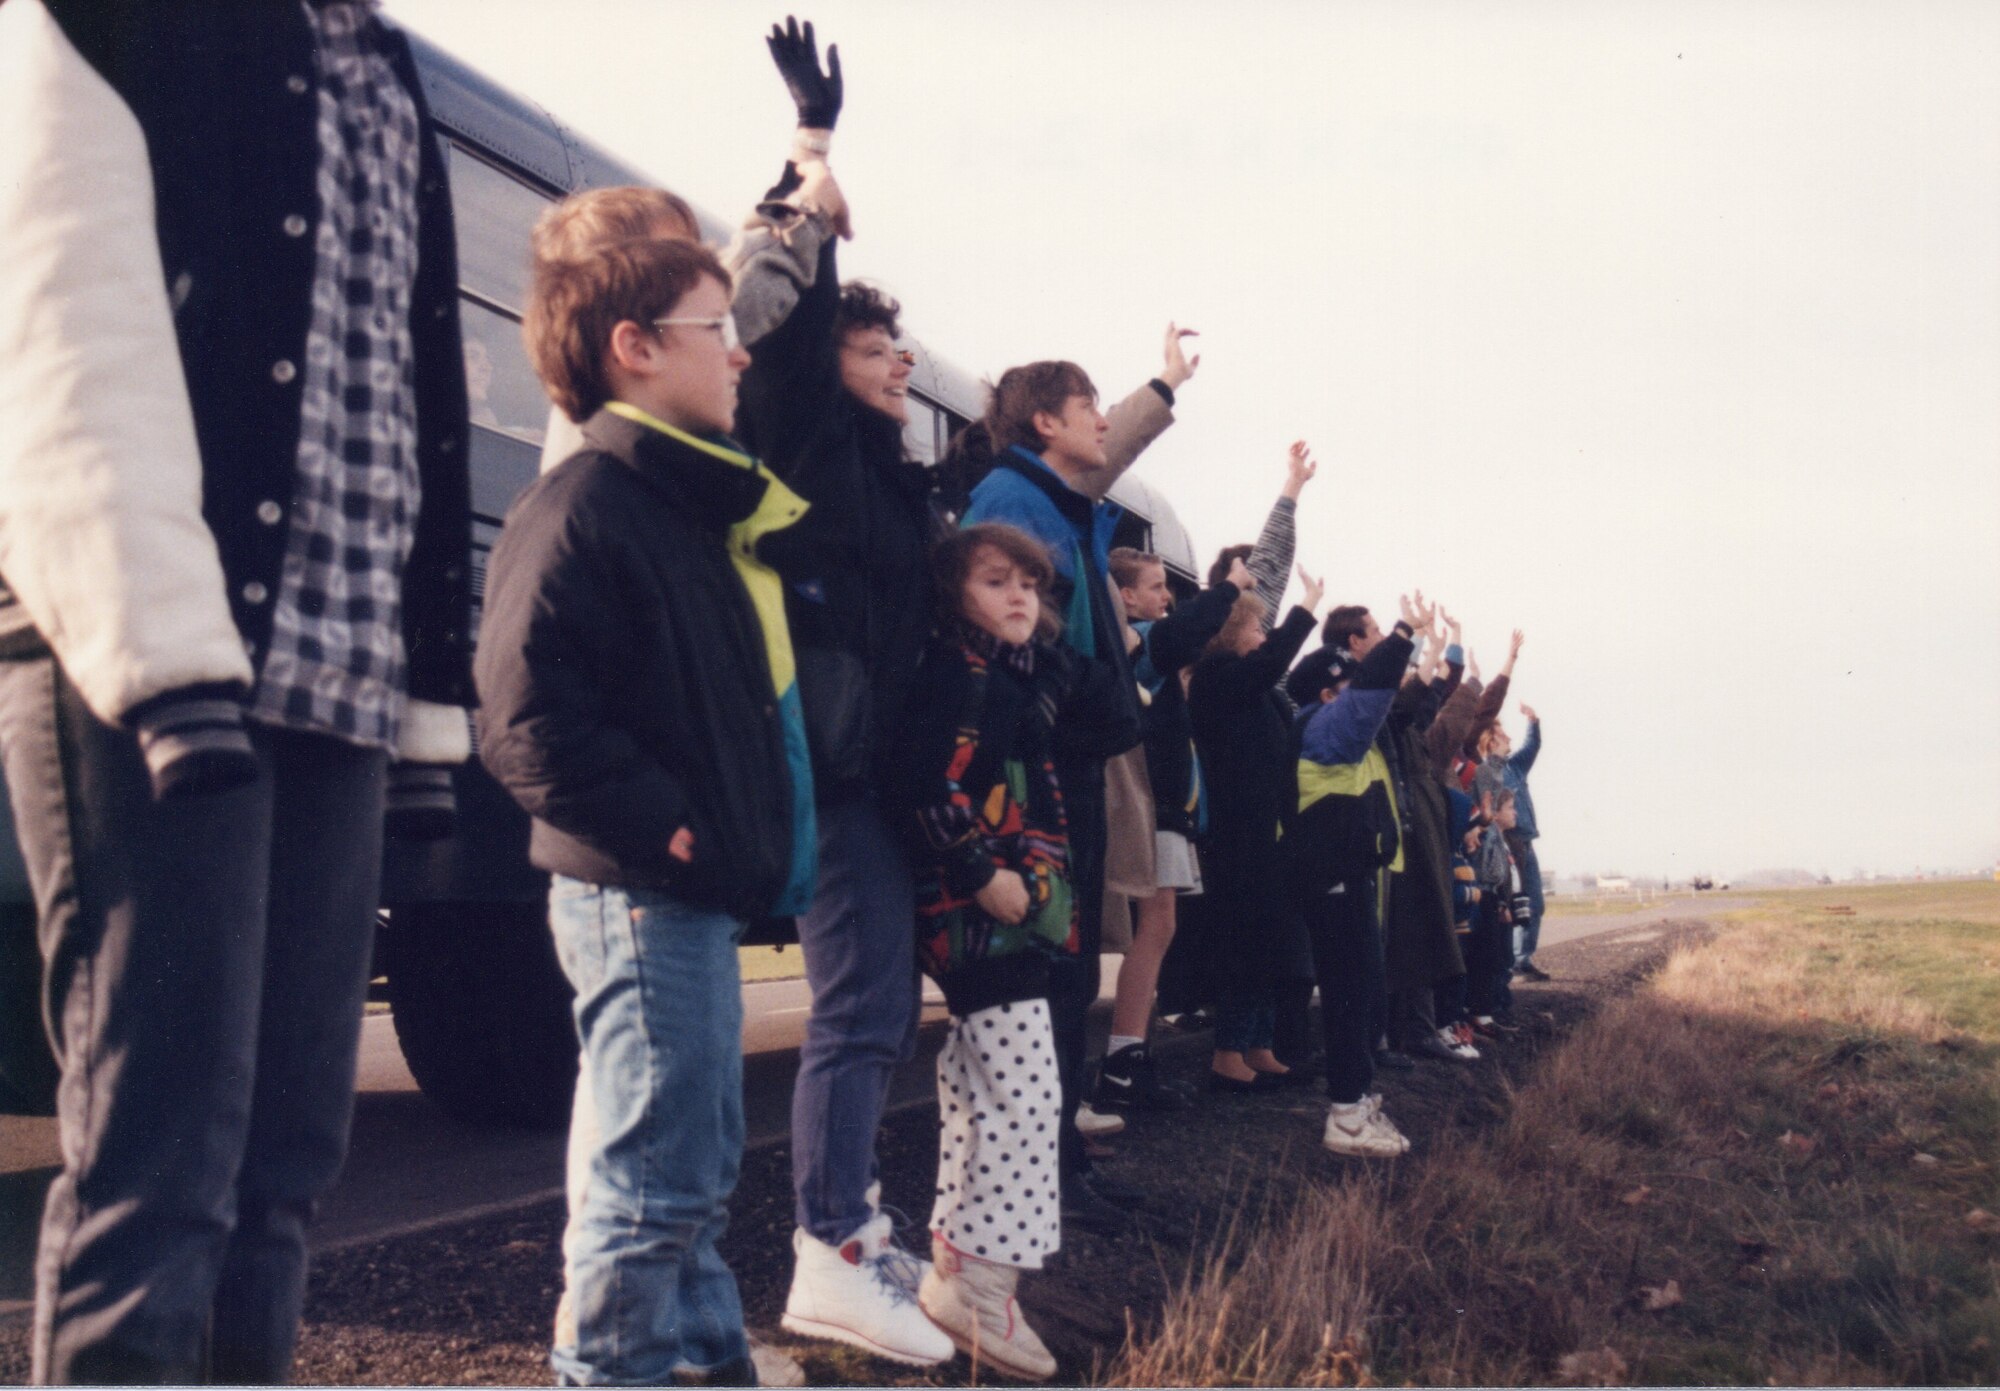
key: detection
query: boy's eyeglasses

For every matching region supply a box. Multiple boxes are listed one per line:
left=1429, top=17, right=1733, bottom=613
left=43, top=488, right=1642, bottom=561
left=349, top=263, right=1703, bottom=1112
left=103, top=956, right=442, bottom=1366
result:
left=652, top=314, right=740, bottom=351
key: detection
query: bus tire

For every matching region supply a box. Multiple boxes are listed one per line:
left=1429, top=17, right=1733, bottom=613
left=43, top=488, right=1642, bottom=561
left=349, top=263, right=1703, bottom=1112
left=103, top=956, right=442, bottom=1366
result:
left=386, top=901, right=577, bottom=1131
left=0, top=905, right=57, bottom=1116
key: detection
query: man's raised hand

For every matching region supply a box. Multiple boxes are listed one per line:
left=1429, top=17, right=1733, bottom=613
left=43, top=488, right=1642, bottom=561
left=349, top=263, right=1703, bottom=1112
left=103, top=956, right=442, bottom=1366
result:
left=1440, top=605, right=1462, bottom=644
left=1161, top=323, right=1201, bottom=390
left=1297, top=563, right=1325, bottom=614
left=766, top=17, right=843, bottom=131
left=1521, top=702, right=1538, bottom=723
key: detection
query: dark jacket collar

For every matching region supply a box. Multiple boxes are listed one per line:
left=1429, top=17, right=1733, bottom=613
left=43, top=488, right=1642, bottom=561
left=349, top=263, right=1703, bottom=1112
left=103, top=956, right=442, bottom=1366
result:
left=581, top=406, right=767, bottom=532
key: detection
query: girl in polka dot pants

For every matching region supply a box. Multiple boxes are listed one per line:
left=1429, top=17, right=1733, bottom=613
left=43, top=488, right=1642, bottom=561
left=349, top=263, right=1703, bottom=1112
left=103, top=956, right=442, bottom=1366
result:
left=886, top=525, right=1131, bottom=1380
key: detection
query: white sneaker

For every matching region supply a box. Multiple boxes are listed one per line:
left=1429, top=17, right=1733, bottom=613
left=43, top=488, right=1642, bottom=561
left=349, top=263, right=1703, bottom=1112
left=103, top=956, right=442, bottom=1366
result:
left=1323, top=1100, right=1405, bottom=1158
left=918, top=1235, right=1058, bottom=1381
left=1075, top=1101, right=1125, bottom=1137
left=781, top=1216, right=955, bottom=1366
left=1361, top=1094, right=1412, bottom=1153
left=1439, top=1027, right=1481, bottom=1061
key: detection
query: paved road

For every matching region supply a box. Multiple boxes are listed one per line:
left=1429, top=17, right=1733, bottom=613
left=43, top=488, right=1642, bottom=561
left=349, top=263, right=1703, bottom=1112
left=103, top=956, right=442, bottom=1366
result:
left=0, top=896, right=1740, bottom=1316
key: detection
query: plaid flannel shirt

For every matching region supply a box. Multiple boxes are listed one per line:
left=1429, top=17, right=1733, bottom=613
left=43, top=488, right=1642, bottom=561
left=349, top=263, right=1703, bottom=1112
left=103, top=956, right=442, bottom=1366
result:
left=249, top=0, right=422, bottom=751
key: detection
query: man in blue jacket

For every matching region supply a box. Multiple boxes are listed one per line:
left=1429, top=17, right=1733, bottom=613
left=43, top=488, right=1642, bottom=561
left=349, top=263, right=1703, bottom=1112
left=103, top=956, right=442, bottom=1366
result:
left=959, top=359, right=1150, bottom=1230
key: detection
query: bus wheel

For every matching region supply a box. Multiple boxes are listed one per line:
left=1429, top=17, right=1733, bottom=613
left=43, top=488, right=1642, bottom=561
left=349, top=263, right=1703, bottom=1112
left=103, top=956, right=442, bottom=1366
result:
left=385, top=901, right=577, bottom=1130
left=0, top=905, right=57, bottom=1116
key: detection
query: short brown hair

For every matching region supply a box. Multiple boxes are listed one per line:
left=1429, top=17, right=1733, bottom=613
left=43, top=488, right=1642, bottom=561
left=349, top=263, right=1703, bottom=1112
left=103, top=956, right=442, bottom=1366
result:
left=529, top=186, right=699, bottom=267
left=1322, top=604, right=1371, bottom=652
left=1108, top=547, right=1163, bottom=591
left=524, top=234, right=730, bottom=423
left=1207, top=544, right=1252, bottom=586
left=933, top=524, right=1062, bottom=643
left=985, top=361, right=1097, bottom=454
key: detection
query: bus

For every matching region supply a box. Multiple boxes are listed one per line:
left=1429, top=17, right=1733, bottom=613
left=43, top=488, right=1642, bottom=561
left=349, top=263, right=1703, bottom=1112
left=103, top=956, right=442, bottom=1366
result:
left=0, top=26, right=1203, bottom=1129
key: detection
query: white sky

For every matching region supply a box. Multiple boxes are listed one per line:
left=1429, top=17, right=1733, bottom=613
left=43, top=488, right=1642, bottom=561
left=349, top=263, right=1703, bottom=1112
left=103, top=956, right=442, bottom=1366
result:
left=388, top=0, right=2000, bottom=882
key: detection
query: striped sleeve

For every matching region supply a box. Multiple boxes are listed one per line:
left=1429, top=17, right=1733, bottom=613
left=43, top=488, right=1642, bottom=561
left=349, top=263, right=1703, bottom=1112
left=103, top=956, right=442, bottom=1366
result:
left=1245, top=495, right=1296, bottom=632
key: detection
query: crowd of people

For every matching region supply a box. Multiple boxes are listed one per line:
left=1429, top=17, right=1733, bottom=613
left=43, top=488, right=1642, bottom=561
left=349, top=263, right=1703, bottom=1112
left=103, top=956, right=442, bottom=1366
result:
left=0, top=6, right=1550, bottom=1387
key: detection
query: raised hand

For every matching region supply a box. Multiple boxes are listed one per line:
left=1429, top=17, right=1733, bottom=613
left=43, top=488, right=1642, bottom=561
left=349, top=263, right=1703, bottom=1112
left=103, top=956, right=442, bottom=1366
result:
left=1296, top=563, right=1325, bottom=614
left=1467, top=650, right=1481, bottom=683
left=1161, top=323, right=1201, bottom=390
left=975, top=868, right=1031, bottom=925
left=766, top=16, right=844, bottom=130
left=1407, top=589, right=1436, bottom=633
left=1283, top=440, right=1317, bottom=498
left=1224, top=555, right=1253, bottom=592
left=1510, top=628, right=1525, bottom=660
left=791, top=160, right=852, bottom=239
left=1521, top=702, right=1538, bottom=723
left=1440, top=605, right=1462, bottom=643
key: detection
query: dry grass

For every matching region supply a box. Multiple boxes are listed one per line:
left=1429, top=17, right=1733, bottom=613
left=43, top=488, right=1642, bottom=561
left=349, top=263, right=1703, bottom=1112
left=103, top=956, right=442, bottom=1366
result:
left=1104, top=882, right=2000, bottom=1386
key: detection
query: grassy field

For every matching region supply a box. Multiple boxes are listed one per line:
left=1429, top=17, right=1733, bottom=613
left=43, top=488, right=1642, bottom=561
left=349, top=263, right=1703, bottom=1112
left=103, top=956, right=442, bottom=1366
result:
left=1105, top=880, right=2000, bottom=1386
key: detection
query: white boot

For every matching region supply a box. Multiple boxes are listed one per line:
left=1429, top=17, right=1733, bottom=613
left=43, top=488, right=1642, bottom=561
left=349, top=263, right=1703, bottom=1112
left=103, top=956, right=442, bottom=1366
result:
left=782, top=1215, right=955, bottom=1366
left=917, top=1234, right=1058, bottom=1381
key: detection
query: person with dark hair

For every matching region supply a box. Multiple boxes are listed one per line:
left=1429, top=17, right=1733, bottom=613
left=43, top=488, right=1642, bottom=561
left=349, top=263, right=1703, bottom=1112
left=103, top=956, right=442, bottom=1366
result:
left=1186, top=570, right=1323, bottom=1090
left=958, top=329, right=1195, bottom=1233
left=703, top=21, right=957, bottom=1366
left=0, top=4, right=474, bottom=1379
left=885, top=523, right=1128, bottom=1380
left=1092, top=547, right=1249, bottom=1109
left=1282, top=599, right=1422, bottom=1154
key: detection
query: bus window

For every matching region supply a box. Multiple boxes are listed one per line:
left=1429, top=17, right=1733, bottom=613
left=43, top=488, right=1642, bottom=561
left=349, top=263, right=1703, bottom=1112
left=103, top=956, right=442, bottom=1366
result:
left=447, top=144, right=553, bottom=314
left=460, top=297, right=550, bottom=449
left=903, top=394, right=942, bottom=465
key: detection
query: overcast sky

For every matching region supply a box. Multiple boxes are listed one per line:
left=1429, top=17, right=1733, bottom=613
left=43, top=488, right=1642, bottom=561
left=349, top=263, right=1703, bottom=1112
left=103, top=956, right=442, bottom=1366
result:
left=389, top=0, right=2000, bottom=883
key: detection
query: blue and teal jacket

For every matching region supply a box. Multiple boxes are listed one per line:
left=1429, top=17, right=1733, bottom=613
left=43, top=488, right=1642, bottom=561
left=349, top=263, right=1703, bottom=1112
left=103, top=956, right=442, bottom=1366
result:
left=1477, top=721, right=1542, bottom=841
left=960, top=446, right=1140, bottom=762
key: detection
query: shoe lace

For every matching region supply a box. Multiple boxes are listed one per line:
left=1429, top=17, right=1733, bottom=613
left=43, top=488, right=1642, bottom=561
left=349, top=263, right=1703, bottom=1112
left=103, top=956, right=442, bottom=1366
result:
left=871, top=1201, right=928, bottom=1297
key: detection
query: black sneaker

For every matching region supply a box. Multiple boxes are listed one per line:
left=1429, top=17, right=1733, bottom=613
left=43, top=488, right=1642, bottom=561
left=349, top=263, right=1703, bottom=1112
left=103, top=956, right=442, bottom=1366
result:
left=1374, top=1047, right=1417, bottom=1071
left=1093, top=1044, right=1192, bottom=1111
left=1515, top=962, right=1552, bottom=982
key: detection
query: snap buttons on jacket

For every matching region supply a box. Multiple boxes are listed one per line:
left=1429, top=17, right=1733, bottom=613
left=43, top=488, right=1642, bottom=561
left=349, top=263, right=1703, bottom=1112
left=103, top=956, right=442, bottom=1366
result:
left=271, top=360, right=297, bottom=384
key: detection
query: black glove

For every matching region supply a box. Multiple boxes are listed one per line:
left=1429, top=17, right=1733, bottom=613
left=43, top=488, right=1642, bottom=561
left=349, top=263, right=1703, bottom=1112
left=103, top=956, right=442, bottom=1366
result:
left=386, top=762, right=457, bottom=841
left=766, top=16, right=842, bottom=129
left=128, top=685, right=258, bottom=800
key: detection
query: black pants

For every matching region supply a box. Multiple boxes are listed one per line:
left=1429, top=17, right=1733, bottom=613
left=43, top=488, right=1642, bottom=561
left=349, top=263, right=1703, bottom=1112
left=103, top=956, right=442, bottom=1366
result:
left=1468, top=893, right=1515, bottom=1016
left=0, top=656, right=387, bottom=1384
left=1300, top=876, right=1381, bottom=1105
left=1050, top=757, right=1106, bottom=1183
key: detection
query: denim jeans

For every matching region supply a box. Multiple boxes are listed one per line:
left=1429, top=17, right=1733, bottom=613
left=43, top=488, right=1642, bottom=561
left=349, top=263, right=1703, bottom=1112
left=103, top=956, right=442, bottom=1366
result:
left=548, top=877, right=749, bottom=1386
left=0, top=656, right=385, bottom=1384
left=790, top=796, right=921, bottom=1243
left=1510, top=837, right=1545, bottom=965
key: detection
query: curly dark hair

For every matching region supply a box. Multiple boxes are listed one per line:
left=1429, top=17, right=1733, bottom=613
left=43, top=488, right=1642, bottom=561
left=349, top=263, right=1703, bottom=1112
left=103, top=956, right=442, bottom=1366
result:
left=835, top=281, right=902, bottom=339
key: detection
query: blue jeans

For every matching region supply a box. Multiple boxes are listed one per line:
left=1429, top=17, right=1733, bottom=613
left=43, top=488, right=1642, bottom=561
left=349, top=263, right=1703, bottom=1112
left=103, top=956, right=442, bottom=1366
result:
left=548, top=877, right=749, bottom=1386
left=1510, top=836, right=1545, bottom=966
left=790, top=796, right=921, bottom=1244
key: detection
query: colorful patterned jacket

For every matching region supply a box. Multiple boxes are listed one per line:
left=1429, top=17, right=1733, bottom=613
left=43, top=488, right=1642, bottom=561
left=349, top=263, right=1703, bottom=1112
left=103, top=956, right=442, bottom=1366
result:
left=888, top=623, right=1126, bottom=1015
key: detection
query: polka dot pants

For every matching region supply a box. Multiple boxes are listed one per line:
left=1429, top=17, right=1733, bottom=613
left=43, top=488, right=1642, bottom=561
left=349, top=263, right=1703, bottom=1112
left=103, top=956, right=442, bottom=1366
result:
left=931, top=997, right=1062, bottom=1270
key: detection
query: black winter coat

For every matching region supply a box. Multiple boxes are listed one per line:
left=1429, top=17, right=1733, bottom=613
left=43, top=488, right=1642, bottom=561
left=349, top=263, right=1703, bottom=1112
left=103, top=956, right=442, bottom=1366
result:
left=43, top=0, right=473, bottom=705
left=735, top=238, right=941, bottom=799
left=1188, top=607, right=1318, bottom=856
left=475, top=412, right=801, bottom=921
left=1381, top=679, right=1466, bottom=992
left=1133, top=581, right=1241, bottom=835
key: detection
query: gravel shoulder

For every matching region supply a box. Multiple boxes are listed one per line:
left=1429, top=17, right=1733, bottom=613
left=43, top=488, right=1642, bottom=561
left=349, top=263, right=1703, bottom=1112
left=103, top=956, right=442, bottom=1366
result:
left=0, top=916, right=1716, bottom=1386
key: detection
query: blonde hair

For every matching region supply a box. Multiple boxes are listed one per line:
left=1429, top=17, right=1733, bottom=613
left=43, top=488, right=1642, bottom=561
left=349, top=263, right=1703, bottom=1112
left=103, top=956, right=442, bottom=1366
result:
left=529, top=186, right=699, bottom=267
left=1205, top=591, right=1267, bottom=657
